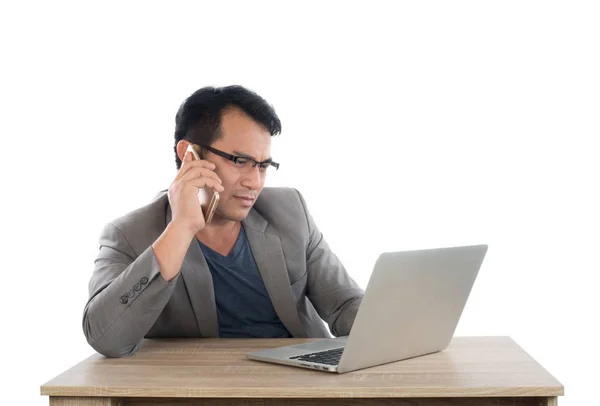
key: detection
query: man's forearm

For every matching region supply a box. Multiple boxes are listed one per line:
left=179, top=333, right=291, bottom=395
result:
left=84, top=241, right=179, bottom=357
left=152, top=220, right=196, bottom=281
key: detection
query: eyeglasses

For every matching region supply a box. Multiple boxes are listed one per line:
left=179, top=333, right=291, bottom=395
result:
left=191, top=142, right=280, bottom=174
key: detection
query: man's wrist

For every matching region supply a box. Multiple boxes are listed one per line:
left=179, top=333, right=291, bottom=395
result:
left=167, top=219, right=197, bottom=241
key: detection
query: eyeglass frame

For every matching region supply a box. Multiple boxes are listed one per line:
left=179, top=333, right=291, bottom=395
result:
left=189, top=142, right=280, bottom=171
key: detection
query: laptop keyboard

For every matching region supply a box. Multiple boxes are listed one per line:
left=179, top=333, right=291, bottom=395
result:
left=289, top=347, right=344, bottom=365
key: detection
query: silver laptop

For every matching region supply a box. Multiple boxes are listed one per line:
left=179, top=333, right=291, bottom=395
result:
left=247, top=244, right=488, bottom=373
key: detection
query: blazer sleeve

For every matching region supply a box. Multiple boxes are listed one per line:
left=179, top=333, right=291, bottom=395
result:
left=82, top=222, right=180, bottom=357
left=296, top=190, right=364, bottom=336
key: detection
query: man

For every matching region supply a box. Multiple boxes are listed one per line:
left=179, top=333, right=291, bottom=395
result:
left=83, top=85, right=364, bottom=357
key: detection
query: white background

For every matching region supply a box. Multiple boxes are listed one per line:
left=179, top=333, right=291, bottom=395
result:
left=1, top=1, right=598, bottom=404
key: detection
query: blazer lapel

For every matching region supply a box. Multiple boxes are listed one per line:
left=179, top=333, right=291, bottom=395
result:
left=243, top=210, right=307, bottom=338
left=166, top=205, right=219, bottom=337
left=164, top=198, right=305, bottom=338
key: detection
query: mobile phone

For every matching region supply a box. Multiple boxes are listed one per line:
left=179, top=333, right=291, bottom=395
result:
left=186, top=144, right=220, bottom=224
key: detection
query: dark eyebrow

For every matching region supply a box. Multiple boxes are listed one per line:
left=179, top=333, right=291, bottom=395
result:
left=233, top=150, right=273, bottom=163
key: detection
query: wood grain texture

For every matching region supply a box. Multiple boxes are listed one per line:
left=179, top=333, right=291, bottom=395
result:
left=122, top=397, right=556, bottom=405
left=41, top=336, right=563, bottom=399
left=49, top=397, right=118, bottom=406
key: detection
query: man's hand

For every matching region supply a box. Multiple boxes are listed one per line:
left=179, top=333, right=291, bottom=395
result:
left=168, top=149, right=225, bottom=235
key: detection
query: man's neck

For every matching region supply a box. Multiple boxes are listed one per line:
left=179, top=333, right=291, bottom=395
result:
left=194, top=216, right=241, bottom=255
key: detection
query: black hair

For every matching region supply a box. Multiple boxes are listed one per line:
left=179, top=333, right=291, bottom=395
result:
left=173, top=85, right=282, bottom=169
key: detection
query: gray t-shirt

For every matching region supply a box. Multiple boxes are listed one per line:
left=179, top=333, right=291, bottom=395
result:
left=197, top=226, right=292, bottom=338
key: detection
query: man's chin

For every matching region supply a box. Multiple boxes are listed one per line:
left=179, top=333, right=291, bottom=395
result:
left=216, top=207, right=252, bottom=223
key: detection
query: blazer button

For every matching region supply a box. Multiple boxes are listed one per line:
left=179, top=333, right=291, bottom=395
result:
left=120, top=295, right=128, bottom=304
left=134, top=283, right=142, bottom=291
left=140, top=277, right=149, bottom=285
left=126, top=290, right=134, bottom=298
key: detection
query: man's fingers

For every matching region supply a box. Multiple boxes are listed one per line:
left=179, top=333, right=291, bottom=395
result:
left=180, top=167, right=222, bottom=184
left=188, top=177, right=225, bottom=192
left=177, top=159, right=216, bottom=181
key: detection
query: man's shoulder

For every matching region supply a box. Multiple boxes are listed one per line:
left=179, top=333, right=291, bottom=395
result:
left=111, top=191, right=168, bottom=228
left=255, top=187, right=307, bottom=213
left=102, top=191, right=169, bottom=251
left=253, top=187, right=310, bottom=231
left=256, top=187, right=301, bottom=204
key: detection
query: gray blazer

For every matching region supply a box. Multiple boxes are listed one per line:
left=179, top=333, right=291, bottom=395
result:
left=83, top=187, right=363, bottom=357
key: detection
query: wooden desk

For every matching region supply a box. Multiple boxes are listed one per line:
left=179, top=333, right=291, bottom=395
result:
left=41, top=336, right=563, bottom=405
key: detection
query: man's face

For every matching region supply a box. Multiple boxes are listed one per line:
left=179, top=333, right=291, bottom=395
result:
left=205, top=107, right=272, bottom=222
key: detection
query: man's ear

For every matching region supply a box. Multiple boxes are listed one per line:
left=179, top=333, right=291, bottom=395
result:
left=176, top=140, right=191, bottom=163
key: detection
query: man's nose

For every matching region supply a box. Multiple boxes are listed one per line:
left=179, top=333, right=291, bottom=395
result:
left=242, top=165, right=261, bottom=188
